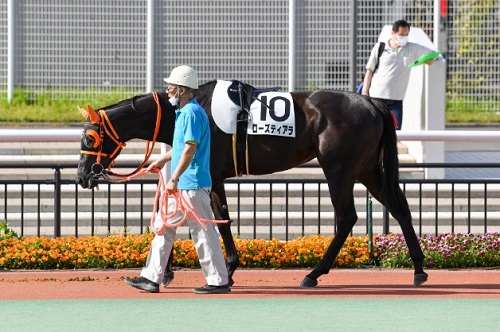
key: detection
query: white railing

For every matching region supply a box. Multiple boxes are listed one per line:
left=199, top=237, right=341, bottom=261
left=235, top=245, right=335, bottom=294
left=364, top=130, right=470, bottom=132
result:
left=0, top=128, right=82, bottom=142
left=399, top=130, right=500, bottom=141
left=2, top=129, right=500, bottom=142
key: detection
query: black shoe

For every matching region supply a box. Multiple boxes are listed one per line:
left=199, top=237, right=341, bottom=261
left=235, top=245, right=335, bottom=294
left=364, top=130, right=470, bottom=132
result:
left=125, top=277, right=159, bottom=293
left=161, top=271, right=175, bottom=288
left=193, top=284, right=231, bottom=294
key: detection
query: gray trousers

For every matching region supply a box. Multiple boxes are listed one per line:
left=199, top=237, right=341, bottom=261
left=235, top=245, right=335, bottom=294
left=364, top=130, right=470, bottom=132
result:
left=141, top=188, right=228, bottom=286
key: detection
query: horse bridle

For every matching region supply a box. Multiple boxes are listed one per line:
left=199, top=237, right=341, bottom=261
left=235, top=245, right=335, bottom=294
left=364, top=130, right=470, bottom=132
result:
left=79, top=92, right=162, bottom=183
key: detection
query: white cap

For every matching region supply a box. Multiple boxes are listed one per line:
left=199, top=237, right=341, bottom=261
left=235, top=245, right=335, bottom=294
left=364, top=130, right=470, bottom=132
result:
left=163, top=65, right=199, bottom=89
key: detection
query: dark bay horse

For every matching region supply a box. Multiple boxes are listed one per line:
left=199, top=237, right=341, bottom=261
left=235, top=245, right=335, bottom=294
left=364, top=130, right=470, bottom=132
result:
left=76, top=80, right=428, bottom=288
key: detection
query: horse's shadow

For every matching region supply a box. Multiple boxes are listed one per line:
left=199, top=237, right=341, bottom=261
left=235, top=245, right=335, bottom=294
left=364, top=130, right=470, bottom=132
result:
left=228, top=284, right=500, bottom=297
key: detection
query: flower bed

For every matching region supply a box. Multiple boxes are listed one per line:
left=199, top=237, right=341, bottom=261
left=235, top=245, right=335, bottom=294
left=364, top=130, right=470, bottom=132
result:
left=377, top=232, right=500, bottom=268
left=1, top=226, right=499, bottom=270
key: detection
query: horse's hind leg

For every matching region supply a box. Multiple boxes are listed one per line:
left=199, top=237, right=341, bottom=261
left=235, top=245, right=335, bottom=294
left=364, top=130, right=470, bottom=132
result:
left=358, top=167, right=427, bottom=286
left=210, top=181, right=238, bottom=285
left=301, top=174, right=358, bottom=288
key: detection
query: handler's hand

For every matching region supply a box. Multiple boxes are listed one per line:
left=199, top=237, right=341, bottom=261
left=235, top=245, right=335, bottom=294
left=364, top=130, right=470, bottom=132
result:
left=166, top=179, right=177, bottom=194
left=147, top=159, right=166, bottom=172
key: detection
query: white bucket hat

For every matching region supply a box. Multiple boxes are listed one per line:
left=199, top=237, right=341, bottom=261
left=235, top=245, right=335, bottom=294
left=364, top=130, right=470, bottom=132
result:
left=164, top=65, right=199, bottom=89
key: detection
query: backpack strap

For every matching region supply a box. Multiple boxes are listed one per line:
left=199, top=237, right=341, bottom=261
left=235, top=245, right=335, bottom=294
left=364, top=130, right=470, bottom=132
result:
left=374, top=42, right=385, bottom=72
left=356, top=42, right=386, bottom=94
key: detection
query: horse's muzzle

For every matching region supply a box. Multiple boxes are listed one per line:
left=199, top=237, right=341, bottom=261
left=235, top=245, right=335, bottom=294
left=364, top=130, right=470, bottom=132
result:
left=76, top=175, right=98, bottom=189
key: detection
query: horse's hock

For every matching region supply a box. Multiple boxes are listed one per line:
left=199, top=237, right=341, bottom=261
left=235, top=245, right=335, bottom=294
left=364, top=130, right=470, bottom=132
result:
left=2, top=139, right=431, bottom=238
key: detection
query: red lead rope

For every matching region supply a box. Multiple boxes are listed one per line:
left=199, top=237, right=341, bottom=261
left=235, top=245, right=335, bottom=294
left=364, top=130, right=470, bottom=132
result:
left=125, top=168, right=228, bottom=235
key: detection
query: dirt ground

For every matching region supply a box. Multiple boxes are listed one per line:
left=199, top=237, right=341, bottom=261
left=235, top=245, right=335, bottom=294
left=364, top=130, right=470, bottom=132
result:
left=1, top=268, right=499, bottom=300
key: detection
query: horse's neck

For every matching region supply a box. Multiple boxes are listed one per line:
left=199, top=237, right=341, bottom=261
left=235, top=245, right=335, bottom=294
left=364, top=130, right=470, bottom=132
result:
left=112, top=83, right=216, bottom=144
left=109, top=92, right=175, bottom=145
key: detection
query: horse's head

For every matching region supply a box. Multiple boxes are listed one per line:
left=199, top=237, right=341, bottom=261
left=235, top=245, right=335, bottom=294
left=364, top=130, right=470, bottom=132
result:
left=76, top=91, right=175, bottom=189
left=76, top=104, right=126, bottom=189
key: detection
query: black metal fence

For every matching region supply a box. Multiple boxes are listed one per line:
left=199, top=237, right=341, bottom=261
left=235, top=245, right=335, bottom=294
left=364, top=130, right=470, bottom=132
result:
left=1, top=162, right=500, bottom=239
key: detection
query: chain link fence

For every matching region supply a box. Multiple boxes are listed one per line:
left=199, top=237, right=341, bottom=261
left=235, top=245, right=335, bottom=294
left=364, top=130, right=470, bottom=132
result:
left=0, top=0, right=498, bottom=114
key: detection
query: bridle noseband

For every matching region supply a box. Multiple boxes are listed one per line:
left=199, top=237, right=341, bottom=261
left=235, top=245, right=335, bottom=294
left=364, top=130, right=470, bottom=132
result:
left=79, top=92, right=162, bottom=183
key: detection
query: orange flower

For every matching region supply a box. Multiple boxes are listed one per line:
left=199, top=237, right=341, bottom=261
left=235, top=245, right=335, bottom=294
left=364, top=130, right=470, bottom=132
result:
left=0, top=233, right=379, bottom=269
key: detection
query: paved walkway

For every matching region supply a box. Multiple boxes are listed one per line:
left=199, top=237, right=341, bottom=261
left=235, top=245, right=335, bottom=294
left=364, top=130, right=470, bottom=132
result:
left=446, top=151, right=500, bottom=179
left=1, top=269, right=499, bottom=331
left=445, top=125, right=500, bottom=179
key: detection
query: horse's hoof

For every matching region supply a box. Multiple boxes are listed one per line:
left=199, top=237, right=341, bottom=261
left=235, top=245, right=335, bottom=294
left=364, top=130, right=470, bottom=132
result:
left=414, top=273, right=428, bottom=287
left=300, top=276, right=318, bottom=288
left=161, top=271, right=175, bottom=288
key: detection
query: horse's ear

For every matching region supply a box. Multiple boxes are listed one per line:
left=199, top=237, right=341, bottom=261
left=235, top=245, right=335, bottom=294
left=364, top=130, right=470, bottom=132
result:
left=77, top=105, right=88, bottom=119
left=86, top=105, right=101, bottom=124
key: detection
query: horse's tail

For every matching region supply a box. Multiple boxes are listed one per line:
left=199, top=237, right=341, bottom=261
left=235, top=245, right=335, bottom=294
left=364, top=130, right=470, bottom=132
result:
left=368, top=98, right=409, bottom=210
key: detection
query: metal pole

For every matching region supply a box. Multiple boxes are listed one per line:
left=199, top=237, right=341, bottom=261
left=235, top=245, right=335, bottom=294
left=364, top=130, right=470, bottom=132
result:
left=288, top=0, right=295, bottom=91
left=54, top=166, right=62, bottom=237
left=146, top=0, right=155, bottom=93
left=383, top=207, right=389, bottom=234
left=433, top=0, right=441, bottom=49
left=7, top=0, right=15, bottom=102
left=368, top=194, right=374, bottom=259
left=350, top=0, right=358, bottom=92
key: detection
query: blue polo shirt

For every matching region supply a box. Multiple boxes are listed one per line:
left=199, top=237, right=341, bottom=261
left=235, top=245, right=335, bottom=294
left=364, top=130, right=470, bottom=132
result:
left=171, top=98, right=212, bottom=189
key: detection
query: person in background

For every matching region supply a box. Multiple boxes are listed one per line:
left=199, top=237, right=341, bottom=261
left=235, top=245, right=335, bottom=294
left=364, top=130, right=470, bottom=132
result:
left=361, top=19, right=437, bottom=130
left=125, top=65, right=230, bottom=294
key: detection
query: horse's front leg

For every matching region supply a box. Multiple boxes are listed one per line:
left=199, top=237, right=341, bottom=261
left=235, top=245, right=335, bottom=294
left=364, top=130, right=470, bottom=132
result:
left=301, top=207, right=358, bottom=288
left=211, top=181, right=238, bottom=285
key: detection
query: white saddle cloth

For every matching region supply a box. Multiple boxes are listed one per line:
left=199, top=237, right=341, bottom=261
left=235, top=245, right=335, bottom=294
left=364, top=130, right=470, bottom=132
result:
left=211, top=80, right=296, bottom=138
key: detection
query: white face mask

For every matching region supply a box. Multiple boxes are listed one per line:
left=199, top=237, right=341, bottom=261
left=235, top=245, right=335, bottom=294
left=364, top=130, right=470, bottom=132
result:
left=168, top=87, right=180, bottom=107
left=396, top=35, right=408, bottom=47
left=169, top=96, right=179, bottom=107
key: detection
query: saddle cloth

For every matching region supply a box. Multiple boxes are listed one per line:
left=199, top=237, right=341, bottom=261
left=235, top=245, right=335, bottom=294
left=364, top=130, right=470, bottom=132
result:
left=211, top=80, right=296, bottom=138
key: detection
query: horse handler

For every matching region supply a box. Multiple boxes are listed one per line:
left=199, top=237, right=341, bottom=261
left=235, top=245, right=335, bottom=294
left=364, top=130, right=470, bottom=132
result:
left=125, top=65, right=230, bottom=294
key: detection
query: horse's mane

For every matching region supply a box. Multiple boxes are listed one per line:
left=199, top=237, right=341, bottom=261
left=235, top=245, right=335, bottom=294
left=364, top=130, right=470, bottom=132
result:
left=194, top=80, right=218, bottom=113
left=99, top=81, right=219, bottom=112
left=198, top=80, right=218, bottom=91
left=97, top=93, right=151, bottom=111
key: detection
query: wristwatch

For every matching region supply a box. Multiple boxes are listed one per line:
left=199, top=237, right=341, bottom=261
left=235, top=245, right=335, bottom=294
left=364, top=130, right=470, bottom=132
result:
left=171, top=178, right=179, bottom=184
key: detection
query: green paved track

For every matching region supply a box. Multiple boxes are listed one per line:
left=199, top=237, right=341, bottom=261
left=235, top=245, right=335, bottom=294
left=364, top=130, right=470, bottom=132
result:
left=2, top=298, right=499, bottom=331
